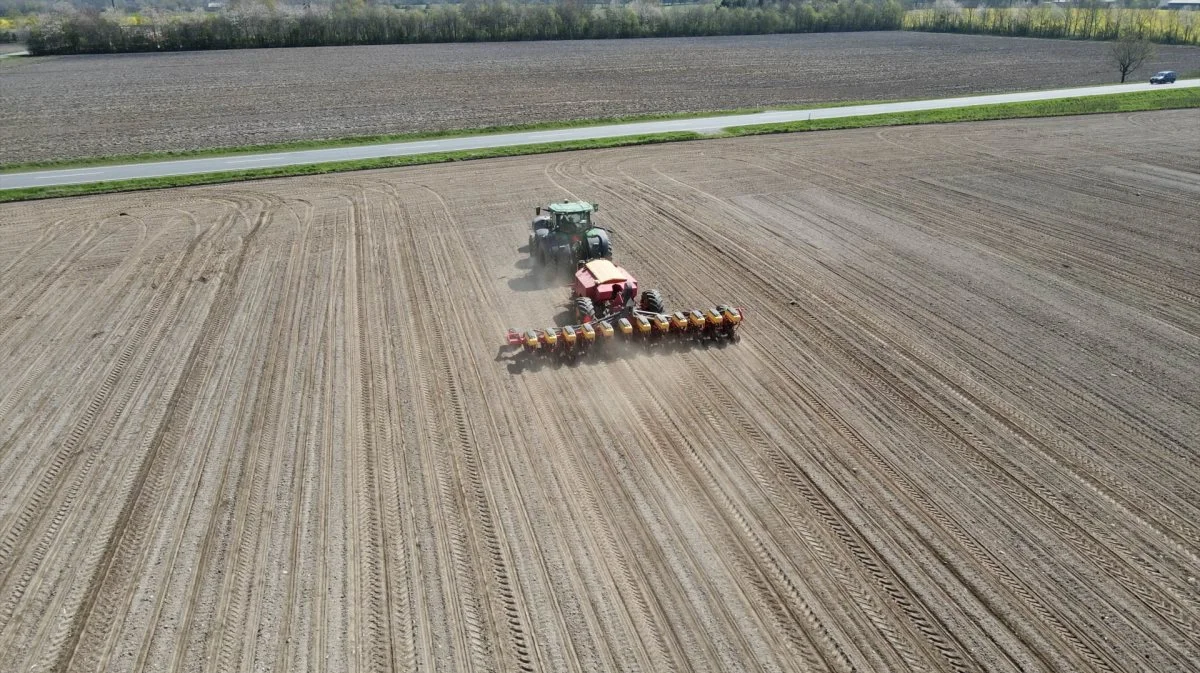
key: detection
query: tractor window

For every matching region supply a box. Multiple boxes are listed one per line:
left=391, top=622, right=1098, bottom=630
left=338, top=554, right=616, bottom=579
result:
left=561, top=213, right=584, bottom=232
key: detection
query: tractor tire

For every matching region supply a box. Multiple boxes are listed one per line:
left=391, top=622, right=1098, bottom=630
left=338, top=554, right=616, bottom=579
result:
left=582, top=229, right=612, bottom=260
left=573, top=296, right=596, bottom=323
left=533, top=229, right=550, bottom=265
left=640, top=289, right=666, bottom=314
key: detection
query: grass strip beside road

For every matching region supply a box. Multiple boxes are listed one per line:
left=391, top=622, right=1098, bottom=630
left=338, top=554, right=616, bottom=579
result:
left=722, top=87, right=1200, bottom=137
left=1, top=87, right=1196, bottom=203
left=0, top=133, right=700, bottom=203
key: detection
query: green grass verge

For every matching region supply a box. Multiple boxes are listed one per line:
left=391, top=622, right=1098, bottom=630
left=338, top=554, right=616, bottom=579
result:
left=0, top=132, right=700, bottom=203
left=2, top=87, right=1196, bottom=204
left=721, top=87, right=1200, bottom=137
left=0, top=99, right=883, bottom=174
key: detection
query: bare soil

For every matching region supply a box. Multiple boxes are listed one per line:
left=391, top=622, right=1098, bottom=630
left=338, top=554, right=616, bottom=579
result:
left=1, top=111, right=1199, bottom=672
left=3, top=32, right=1200, bottom=165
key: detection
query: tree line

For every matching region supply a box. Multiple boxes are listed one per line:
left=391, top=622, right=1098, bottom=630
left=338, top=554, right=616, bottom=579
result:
left=26, top=0, right=904, bottom=55
left=904, top=4, right=1200, bottom=46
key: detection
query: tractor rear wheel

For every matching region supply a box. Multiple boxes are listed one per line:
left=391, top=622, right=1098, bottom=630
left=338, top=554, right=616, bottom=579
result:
left=640, top=289, right=665, bottom=314
left=595, top=233, right=612, bottom=259
left=573, top=296, right=596, bottom=323
left=583, top=229, right=612, bottom=260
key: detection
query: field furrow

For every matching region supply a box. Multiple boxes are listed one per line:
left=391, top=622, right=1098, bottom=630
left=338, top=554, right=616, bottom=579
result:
left=0, top=110, right=1197, bottom=672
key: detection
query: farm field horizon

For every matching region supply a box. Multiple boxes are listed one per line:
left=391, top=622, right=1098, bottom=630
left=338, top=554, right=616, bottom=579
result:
left=3, top=31, right=1200, bottom=165
left=1, top=111, right=1197, bottom=671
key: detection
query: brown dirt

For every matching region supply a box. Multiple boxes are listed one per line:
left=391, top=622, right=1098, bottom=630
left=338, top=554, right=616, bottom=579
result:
left=1, top=110, right=1199, bottom=672
left=3, top=32, right=1200, bottom=165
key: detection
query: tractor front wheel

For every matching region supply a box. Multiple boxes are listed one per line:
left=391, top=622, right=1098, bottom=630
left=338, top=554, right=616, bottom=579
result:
left=532, top=229, right=549, bottom=266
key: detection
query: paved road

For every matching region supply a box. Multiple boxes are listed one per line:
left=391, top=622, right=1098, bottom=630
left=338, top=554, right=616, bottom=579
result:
left=3, top=80, right=1196, bottom=190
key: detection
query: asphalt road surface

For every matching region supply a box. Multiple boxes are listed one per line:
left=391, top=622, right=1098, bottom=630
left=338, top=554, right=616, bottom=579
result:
left=2, top=80, right=1195, bottom=190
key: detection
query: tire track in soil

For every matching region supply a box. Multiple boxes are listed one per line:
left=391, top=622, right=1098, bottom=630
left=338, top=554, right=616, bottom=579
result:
left=679, top=350, right=972, bottom=673
left=310, top=205, right=349, bottom=672
left=0, top=225, right=216, bottom=670
left=580, top=158, right=1123, bottom=672
left=520, top=390, right=686, bottom=673
left=378, top=194, right=462, bottom=673
left=341, top=191, right=399, bottom=673
left=659, top=142, right=1200, bottom=550
left=745, top=186, right=1200, bottom=560
left=776, top=153, right=1200, bottom=456
left=605, top=148, right=1197, bottom=669
left=0, top=211, right=155, bottom=529
left=62, top=199, right=271, bottom=673
left=275, top=201, right=337, bottom=673
left=443, top=185, right=694, bottom=672
left=412, top=185, right=542, bottom=672
left=0, top=210, right=158, bottom=466
left=566, top=365, right=790, bottom=672
left=180, top=210, right=302, bottom=673
left=558, top=156, right=1005, bottom=671
left=387, top=195, right=496, bottom=673
left=542, top=154, right=984, bottom=667
left=367, top=192, right=424, bottom=673
left=549, top=155, right=897, bottom=667
left=58, top=212, right=265, bottom=673
left=0, top=214, right=230, bottom=657
left=743, top=149, right=1200, bottom=601
left=131, top=228, right=283, bottom=673
left=224, top=196, right=317, bottom=673
left=627, top=374, right=849, bottom=672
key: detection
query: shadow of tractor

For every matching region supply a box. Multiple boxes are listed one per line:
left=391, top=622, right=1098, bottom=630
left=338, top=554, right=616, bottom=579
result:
left=497, top=336, right=730, bottom=375
left=506, top=252, right=574, bottom=293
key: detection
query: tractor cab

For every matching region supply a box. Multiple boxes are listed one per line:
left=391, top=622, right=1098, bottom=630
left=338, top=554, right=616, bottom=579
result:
left=536, top=201, right=598, bottom=236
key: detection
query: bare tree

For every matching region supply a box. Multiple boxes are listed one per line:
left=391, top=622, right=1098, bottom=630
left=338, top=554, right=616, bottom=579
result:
left=1110, top=36, right=1155, bottom=84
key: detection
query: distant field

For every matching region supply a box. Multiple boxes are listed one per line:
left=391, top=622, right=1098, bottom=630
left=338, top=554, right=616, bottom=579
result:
left=3, top=31, right=1199, bottom=164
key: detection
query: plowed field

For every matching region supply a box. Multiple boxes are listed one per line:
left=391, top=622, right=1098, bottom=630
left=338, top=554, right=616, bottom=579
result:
left=4, top=32, right=1200, bottom=165
left=1, top=111, right=1198, bottom=672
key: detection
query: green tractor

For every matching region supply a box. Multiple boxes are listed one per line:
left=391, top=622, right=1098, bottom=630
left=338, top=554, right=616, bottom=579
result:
left=529, top=201, right=612, bottom=270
